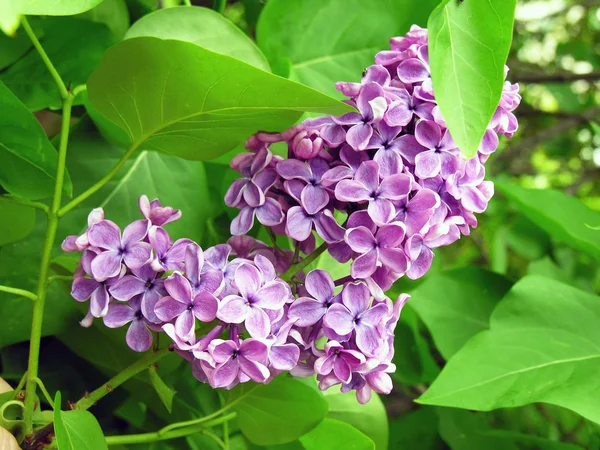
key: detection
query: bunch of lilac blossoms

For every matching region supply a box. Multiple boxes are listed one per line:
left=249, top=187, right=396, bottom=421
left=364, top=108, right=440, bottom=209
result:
left=63, top=25, right=519, bottom=404
left=225, top=25, right=520, bottom=399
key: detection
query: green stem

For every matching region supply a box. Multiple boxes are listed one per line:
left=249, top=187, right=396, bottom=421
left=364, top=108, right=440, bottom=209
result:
left=75, top=347, right=170, bottom=410
left=23, top=93, right=75, bottom=434
left=280, top=242, right=327, bottom=282
left=58, top=142, right=140, bottom=218
left=0, top=196, right=49, bottom=213
left=105, top=413, right=236, bottom=445
left=31, top=377, right=54, bottom=409
left=20, top=17, right=69, bottom=100
left=0, top=285, right=37, bottom=301
left=183, top=0, right=192, bottom=6
left=46, top=275, right=73, bottom=285
left=213, top=0, right=226, bottom=14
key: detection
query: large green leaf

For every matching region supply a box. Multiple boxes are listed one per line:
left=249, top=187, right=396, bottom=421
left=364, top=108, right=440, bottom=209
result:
left=0, top=25, right=32, bottom=70
left=324, top=391, right=387, bottom=450
left=496, top=180, right=600, bottom=260
left=256, top=0, right=439, bottom=98
left=0, top=203, right=36, bottom=246
left=299, top=419, right=375, bottom=450
left=0, top=80, right=71, bottom=199
left=418, top=276, right=600, bottom=424
left=409, top=267, right=512, bottom=359
left=54, top=391, right=108, bottom=450
left=1, top=17, right=116, bottom=111
left=428, top=0, right=517, bottom=158
left=226, top=376, right=328, bottom=445
left=87, top=37, right=351, bottom=161
left=125, top=6, right=270, bottom=71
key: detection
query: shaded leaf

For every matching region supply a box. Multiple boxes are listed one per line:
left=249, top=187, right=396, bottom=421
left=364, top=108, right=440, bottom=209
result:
left=409, top=267, right=512, bottom=359
left=438, top=408, right=582, bottom=450
left=1, top=17, right=117, bottom=111
left=256, top=0, right=439, bottom=98
left=418, top=276, right=600, bottom=425
left=0, top=203, right=36, bottom=246
left=125, top=6, right=270, bottom=71
left=87, top=37, right=351, bottom=161
left=77, top=0, right=130, bottom=39
left=226, top=376, right=328, bottom=445
left=0, top=80, right=71, bottom=199
left=389, top=407, right=443, bottom=450
left=496, top=180, right=600, bottom=260
left=428, top=0, right=517, bottom=157
left=16, top=0, right=104, bottom=16
left=148, top=366, right=175, bottom=413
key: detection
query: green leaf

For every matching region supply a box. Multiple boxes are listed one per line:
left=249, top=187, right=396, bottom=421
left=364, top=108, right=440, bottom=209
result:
left=0, top=203, right=36, bottom=246
left=226, top=376, right=328, bottom=445
left=0, top=80, right=71, bottom=199
left=256, top=0, right=439, bottom=97
left=87, top=37, right=351, bottom=161
left=299, top=418, right=375, bottom=450
left=1, top=17, right=117, bottom=111
left=418, top=276, right=600, bottom=424
left=392, top=304, right=440, bottom=385
left=125, top=6, right=270, bottom=71
left=428, top=0, right=517, bottom=158
left=324, top=390, right=387, bottom=450
left=496, top=180, right=600, bottom=260
left=148, top=366, right=175, bottom=413
left=15, top=0, right=104, bottom=16
left=389, top=407, right=442, bottom=450
left=409, top=267, right=512, bottom=359
left=77, top=0, right=130, bottom=39
left=54, top=391, right=108, bottom=450
left=437, top=408, right=582, bottom=450
left=0, top=25, right=32, bottom=70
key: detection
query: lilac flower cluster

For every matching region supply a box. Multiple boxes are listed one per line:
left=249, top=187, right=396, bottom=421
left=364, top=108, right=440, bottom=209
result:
left=233, top=25, right=520, bottom=290
left=63, top=26, right=519, bottom=403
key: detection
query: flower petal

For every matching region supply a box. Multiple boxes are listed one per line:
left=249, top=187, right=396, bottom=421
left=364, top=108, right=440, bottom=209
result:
left=192, top=291, right=219, bottom=322
left=238, top=356, right=270, bottom=382
left=324, top=303, right=355, bottom=336
left=122, top=219, right=149, bottom=246
left=124, top=242, right=152, bottom=269
left=305, top=269, right=334, bottom=303
left=288, top=297, right=326, bottom=327
left=342, top=282, right=370, bottom=316
left=88, top=220, right=121, bottom=251
left=345, top=226, right=376, bottom=253
left=154, top=296, right=188, bottom=322
left=255, top=281, right=288, bottom=309
left=217, top=295, right=248, bottom=323
left=126, top=319, right=153, bottom=352
left=245, top=306, right=270, bottom=339
left=351, top=248, right=378, bottom=279
left=164, top=272, right=192, bottom=304
left=286, top=206, right=313, bottom=242
left=103, top=302, right=135, bottom=328
left=301, top=184, right=329, bottom=215
left=90, top=251, right=122, bottom=282
left=109, top=275, right=146, bottom=301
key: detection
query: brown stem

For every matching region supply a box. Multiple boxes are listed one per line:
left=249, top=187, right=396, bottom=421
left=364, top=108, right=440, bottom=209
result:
left=511, top=71, right=600, bottom=84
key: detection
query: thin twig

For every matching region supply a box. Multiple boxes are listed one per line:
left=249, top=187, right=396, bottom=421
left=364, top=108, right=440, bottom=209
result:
left=511, top=71, right=600, bottom=84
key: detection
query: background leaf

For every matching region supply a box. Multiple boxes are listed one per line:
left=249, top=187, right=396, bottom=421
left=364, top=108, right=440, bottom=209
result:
left=298, top=418, right=375, bottom=450
left=256, top=0, right=439, bottom=97
left=428, top=0, right=517, bottom=157
left=16, top=0, right=104, bottom=16
left=77, top=0, right=130, bottom=39
left=148, top=366, right=175, bottom=413
left=0, top=80, right=71, bottom=199
left=226, top=376, right=328, bottom=445
left=408, top=267, right=513, bottom=359
left=496, top=180, right=600, bottom=260
left=418, top=276, right=600, bottom=424
left=1, top=17, right=117, bottom=111
left=0, top=203, right=36, bottom=247
left=87, top=37, right=352, bottom=161
left=324, top=390, right=388, bottom=450
left=125, top=6, right=270, bottom=71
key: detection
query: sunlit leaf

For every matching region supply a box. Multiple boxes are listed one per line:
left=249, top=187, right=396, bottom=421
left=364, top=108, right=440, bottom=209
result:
left=428, top=0, right=517, bottom=158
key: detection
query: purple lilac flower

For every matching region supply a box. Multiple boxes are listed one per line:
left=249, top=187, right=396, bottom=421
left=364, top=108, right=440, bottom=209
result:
left=103, top=296, right=154, bottom=352
left=109, top=263, right=165, bottom=323
left=225, top=148, right=277, bottom=208
left=335, top=161, right=411, bottom=226
left=315, top=341, right=366, bottom=385
left=87, top=219, right=152, bottom=281
left=207, top=338, right=270, bottom=388
left=138, top=195, right=181, bottom=226
left=149, top=226, right=194, bottom=272
left=61, top=207, right=104, bottom=252
left=217, top=262, right=289, bottom=339
left=288, top=269, right=340, bottom=326
left=277, top=157, right=330, bottom=215
left=154, top=272, right=219, bottom=341
left=324, top=282, right=389, bottom=356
